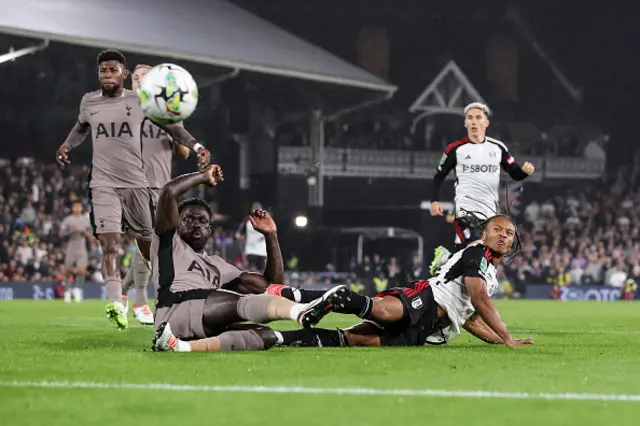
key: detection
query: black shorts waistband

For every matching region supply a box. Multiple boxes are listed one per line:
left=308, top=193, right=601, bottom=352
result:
left=156, top=288, right=212, bottom=309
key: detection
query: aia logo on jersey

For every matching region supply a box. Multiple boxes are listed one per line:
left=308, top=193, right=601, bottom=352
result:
left=187, top=260, right=221, bottom=287
left=141, top=122, right=168, bottom=139
left=95, top=122, right=133, bottom=139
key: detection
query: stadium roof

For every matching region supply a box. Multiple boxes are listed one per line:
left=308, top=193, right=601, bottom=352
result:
left=0, top=0, right=396, bottom=93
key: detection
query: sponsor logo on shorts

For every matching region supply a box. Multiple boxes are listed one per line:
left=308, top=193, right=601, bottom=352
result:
left=411, top=297, right=423, bottom=309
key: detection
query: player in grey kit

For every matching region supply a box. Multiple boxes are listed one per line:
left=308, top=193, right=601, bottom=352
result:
left=152, top=165, right=339, bottom=352
left=121, top=64, right=191, bottom=325
left=60, top=200, right=92, bottom=303
left=55, top=50, right=211, bottom=329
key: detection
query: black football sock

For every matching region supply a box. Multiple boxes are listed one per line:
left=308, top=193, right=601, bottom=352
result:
left=280, top=287, right=325, bottom=303
left=279, top=328, right=347, bottom=348
left=334, top=291, right=374, bottom=319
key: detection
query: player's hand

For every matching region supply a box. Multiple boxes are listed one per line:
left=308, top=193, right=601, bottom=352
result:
left=521, top=161, right=535, bottom=175
left=249, top=209, right=277, bottom=235
left=504, top=338, right=525, bottom=348
left=430, top=201, right=444, bottom=216
left=202, top=164, right=224, bottom=187
left=56, top=144, right=71, bottom=166
left=71, top=225, right=79, bottom=232
left=196, top=146, right=211, bottom=170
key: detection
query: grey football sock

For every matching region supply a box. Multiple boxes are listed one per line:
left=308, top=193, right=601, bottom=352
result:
left=105, top=276, right=123, bottom=304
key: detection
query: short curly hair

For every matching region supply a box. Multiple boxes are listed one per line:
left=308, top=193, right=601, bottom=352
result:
left=178, top=198, right=212, bottom=217
left=97, top=49, right=127, bottom=68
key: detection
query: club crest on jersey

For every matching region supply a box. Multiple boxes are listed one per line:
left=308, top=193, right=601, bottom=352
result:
left=411, top=297, right=423, bottom=309
left=480, top=257, right=488, bottom=273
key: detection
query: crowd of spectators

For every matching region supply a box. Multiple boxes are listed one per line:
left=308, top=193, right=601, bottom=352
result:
left=2, top=152, right=638, bottom=300
left=0, top=158, right=254, bottom=284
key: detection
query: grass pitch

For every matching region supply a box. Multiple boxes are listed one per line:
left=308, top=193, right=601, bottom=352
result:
left=0, top=300, right=639, bottom=426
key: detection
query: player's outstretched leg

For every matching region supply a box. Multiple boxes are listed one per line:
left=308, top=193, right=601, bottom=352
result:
left=154, top=323, right=277, bottom=352
left=429, top=246, right=451, bottom=276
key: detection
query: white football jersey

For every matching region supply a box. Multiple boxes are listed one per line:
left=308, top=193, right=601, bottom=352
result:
left=433, top=136, right=527, bottom=220
left=426, top=244, right=500, bottom=344
left=244, top=219, right=267, bottom=257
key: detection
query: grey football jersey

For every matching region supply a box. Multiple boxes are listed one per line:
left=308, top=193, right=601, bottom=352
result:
left=60, top=214, right=91, bottom=253
left=77, top=90, right=149, bottom=189
left=141, top=121, right=173, bottom=189
left=152, top=229, right=243, bottom=296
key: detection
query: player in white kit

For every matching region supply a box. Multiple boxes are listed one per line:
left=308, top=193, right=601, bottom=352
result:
left=120, top=64, right=191, bottom=325
left=274, top=215, right=533, bottom=348
left=428, top=102, right=535, bottom=275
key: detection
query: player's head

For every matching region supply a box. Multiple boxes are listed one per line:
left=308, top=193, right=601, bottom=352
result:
left=177, top=198, right=212, bottom=251
left=482, top=215, right=520, bottom=259
left=132, top=64, right=152, bottom=90
left=71, top=200, right=83, bottom=216
left=464, top=102, right=490, bottom=141
left=97, top=49, right=128, bottom=95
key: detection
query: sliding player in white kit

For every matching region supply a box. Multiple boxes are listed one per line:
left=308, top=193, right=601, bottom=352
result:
left=273, top=214, right=533, bottom=348
left=121, top=64, right=191, bottom=325
left=428, top=102, right=535, bottom=275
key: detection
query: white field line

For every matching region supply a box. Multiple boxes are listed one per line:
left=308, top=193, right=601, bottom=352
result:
left=1, top=380, right=639, bottom=403
left=511, top=329, right=640, bottom=335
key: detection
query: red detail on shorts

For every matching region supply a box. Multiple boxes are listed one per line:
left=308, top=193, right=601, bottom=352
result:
left=375, top=280, right=430, bottom=299
left=445, top=137, right=470, bottom=154
left=454, top=219, right=466, bottom=243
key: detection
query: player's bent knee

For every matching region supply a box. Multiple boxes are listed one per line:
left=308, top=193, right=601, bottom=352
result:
left=253, top=327, right=278, bottom=349
left=218, top=330, right=269, bottom=351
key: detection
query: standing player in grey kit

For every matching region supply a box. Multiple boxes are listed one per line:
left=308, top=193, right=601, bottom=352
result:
left=60, top=200, right=93, bottom=303
left=120, top=64, right=191, bottom=325
left=55, top=50, right=211, bottom=329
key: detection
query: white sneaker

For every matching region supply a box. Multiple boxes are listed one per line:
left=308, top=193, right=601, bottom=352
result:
left=153, top=323, right=178, bottom=352
left=153, top=323, right=190, bottom=352
left=133, top=304, right=154, bottom=325
left=298, top=285, right=349, bottom=328
left=73, top=288, right=83, bottom=302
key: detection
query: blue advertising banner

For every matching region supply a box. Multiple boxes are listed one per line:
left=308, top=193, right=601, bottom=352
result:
left=0, top=282, right=155, bottom=301
left=525, top=284, right=623, bottom=301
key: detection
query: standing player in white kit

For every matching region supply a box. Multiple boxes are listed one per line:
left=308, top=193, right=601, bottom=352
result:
left=428, top=102, right=535, bottom=275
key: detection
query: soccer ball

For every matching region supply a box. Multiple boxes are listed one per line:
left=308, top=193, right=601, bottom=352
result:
left=137, top=63, right=199, bottom=124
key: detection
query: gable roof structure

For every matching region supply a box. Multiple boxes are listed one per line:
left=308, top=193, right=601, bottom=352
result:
left=409, top=60, right=486, bottom=115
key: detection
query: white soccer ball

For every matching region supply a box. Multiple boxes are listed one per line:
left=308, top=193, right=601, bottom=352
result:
left=137, top=63, right=199, bottom=124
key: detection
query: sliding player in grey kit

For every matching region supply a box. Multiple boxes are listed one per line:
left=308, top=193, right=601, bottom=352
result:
left=152, top=165, right=342, bottom=352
